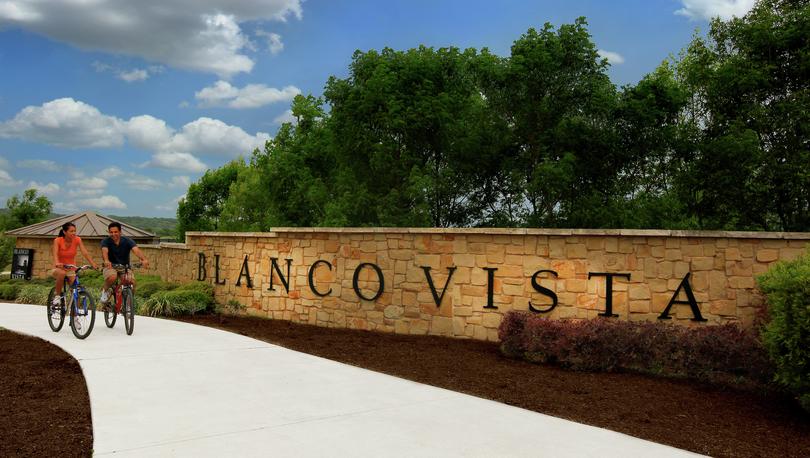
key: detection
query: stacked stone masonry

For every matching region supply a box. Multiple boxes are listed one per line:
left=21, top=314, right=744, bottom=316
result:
left=16, top=228, right=810, bottom=342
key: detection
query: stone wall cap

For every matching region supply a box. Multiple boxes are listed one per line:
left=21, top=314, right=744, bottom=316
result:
left=134, top=242, right=190, bottom=250
left=184, top=228, right=810, bottom=240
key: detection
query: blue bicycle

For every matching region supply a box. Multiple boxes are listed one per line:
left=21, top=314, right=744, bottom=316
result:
left=47, top=264, right=97, bottom=339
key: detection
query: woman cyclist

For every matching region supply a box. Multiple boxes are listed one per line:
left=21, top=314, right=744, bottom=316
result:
left=52, top=222, right=98, bottom=307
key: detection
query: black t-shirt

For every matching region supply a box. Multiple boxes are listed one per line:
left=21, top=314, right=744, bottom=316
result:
left=101, top=236, right=137, bottom=265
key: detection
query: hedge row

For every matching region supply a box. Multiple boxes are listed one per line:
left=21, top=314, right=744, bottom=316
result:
left=498, top=312, right=774, bottom=389
left=0, top=276, right=217, bottom=318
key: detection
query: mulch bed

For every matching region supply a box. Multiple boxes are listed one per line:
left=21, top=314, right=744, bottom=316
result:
left=3, top=314, right=809, bottom=457
left=0, top=329, right=93, bottom=458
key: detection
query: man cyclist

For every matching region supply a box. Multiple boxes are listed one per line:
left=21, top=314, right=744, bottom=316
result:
left=100, top=222, right=150, bottom=306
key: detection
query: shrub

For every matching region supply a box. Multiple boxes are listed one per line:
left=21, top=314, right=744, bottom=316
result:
left=0, top=277, right=51, bottom=287
left=176, top=281, right=214, bottom=296
left=139, top=293, right=181, bottom=317
left=498, top=309, right=527, bottom=357
left=215, top=298, right=246, bottom=316
left=140, top=289, right=214, bottom=317
left=757, top=249, right=810, bottom=411
left=498, top=311, right=774, bottom=389
left=15, top=284, right=52, bottom=305
left=136, top=280, right=179, bottom=300
left=79, top=269, right=104, bottom=289
left=0, top=283, right=21, bottom=300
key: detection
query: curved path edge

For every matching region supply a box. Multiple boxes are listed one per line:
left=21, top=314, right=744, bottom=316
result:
left=1, top=303, right=704, bottom=457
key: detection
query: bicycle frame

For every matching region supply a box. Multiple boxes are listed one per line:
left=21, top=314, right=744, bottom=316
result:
left=103, top=263, right=139, bottom=336
left=49, top=264, right=96, bottom=339
left=111, top=266, right=135, bottom=314
left=62, top=266, right=90, bottom=316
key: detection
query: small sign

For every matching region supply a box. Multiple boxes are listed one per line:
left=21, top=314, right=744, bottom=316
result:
left=11, top=248, right=34, bottom=280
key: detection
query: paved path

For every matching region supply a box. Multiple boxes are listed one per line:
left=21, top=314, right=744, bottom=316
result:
left=1, top=303, right=704, bottom=457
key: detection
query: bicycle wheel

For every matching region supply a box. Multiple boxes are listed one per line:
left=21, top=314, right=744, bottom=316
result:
left=103, top=288, right=117, bottom=328
left=70, top=291, right=96, bottom=340
left=46, top=287, right=65, bottom=332
left=123, top=288, right=135, bottom=336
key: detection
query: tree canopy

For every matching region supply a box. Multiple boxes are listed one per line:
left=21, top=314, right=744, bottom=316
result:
left=1, top=189, right=54, bottom=268
left=177, top=0, right=810, bottom=235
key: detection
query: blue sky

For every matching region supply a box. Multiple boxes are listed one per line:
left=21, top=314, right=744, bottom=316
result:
left=0, top=0, right=756, bottom=217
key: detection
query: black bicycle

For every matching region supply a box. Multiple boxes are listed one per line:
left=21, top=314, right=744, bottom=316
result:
left=47, top=264, right=96, bottom=339
left=102, top=263, right=140, bottom=335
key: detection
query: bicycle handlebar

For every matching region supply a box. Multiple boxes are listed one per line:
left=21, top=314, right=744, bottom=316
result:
left=60, top=264, right=96, bottom=272
left=110, top=263, right=143, bottom=270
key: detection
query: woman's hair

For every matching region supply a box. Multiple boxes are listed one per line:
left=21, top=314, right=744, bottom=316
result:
left=58, top=222, right=76, bottom=238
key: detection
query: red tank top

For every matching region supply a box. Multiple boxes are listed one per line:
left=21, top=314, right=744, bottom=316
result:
left=56, top=236, right=81, bottom=265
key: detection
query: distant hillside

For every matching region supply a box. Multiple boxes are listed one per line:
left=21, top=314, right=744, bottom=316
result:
left=109, top=215, right=178, bottom=239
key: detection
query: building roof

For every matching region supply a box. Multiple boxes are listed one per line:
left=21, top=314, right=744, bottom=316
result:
left=4, top=211, right=158, bottom=241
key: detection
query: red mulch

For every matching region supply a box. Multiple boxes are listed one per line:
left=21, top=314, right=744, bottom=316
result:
left=0, top=329, right=92, bottom=457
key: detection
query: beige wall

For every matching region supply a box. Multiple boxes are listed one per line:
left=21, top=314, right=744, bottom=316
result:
left=17, top=228, right=810, bottom=341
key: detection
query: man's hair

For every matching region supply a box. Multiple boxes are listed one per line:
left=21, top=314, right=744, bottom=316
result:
left=108, top=222, right=122, bottom=231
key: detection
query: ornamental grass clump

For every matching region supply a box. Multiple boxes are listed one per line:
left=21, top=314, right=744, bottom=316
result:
left=757, top=249, right=810, bottom=412
left=0, top=283, right=21, bottom=300
left=15, top=284, right=51, bottom=305
left=139, top=282, right=215, bottom=317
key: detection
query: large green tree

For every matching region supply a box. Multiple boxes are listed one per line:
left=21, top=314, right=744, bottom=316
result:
left=220, top=94, right=335, bottom=230
left=324, top=46, right=504, bottom=227
left=2, top=189, right=53, bottom=269
left=482, top=18, right=623, bottom=227
left=676, top=0, right=810, bottom=230
left=610, top=63, right=697, bottom=229
left=176, top=160, right=247, bottom=238
left=6, top=189, right=53, bottom=228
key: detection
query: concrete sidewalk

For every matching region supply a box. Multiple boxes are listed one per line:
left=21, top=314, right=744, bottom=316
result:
left=1, top=303, right=704, bottom=457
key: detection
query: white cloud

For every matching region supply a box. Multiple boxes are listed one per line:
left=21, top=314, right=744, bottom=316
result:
left=676, top=0, right=756, bottom=21
left=0, top=169, right=22, bottom=187
left=146, top=152, right=208, bottom=173
left=156, top=193, right=186, bottom=212
left=26, top=181, right=60, bottom=195
left=79, top=195, right=127, bottom=210
left=53, top=201, right=78, bottom=213
left=124, top=175, right=162, bottom=190
left=125, top=115, right=174, bottom=151
left=67, top=176, right=108, bottom=190
left=256, top=29, right=284, bottom=54
left=67, top=188, right=104, bottom=198
left=165, top=117, right=270, bottom=158
left=0, top=1, right=303, bottom=78
left=0, top=98, right=270, bottom=173
left=598, top=49, right=625, bottom=65
left=0, top=156, right=22, bottom=186
left=195, top=80, right=300, bottom=108
left=169, top=176, right=191, bottom=188
left=93, top=62, right=155, bottom=82
left=273, top=109, right=297, bottom=125
left=99, top=166, right=125, bottom=178
left=0, top=98, right=124, bottom=148
left=118, top=68, right=149, bottom=82
left=16, top=159, right=59, bottom=171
